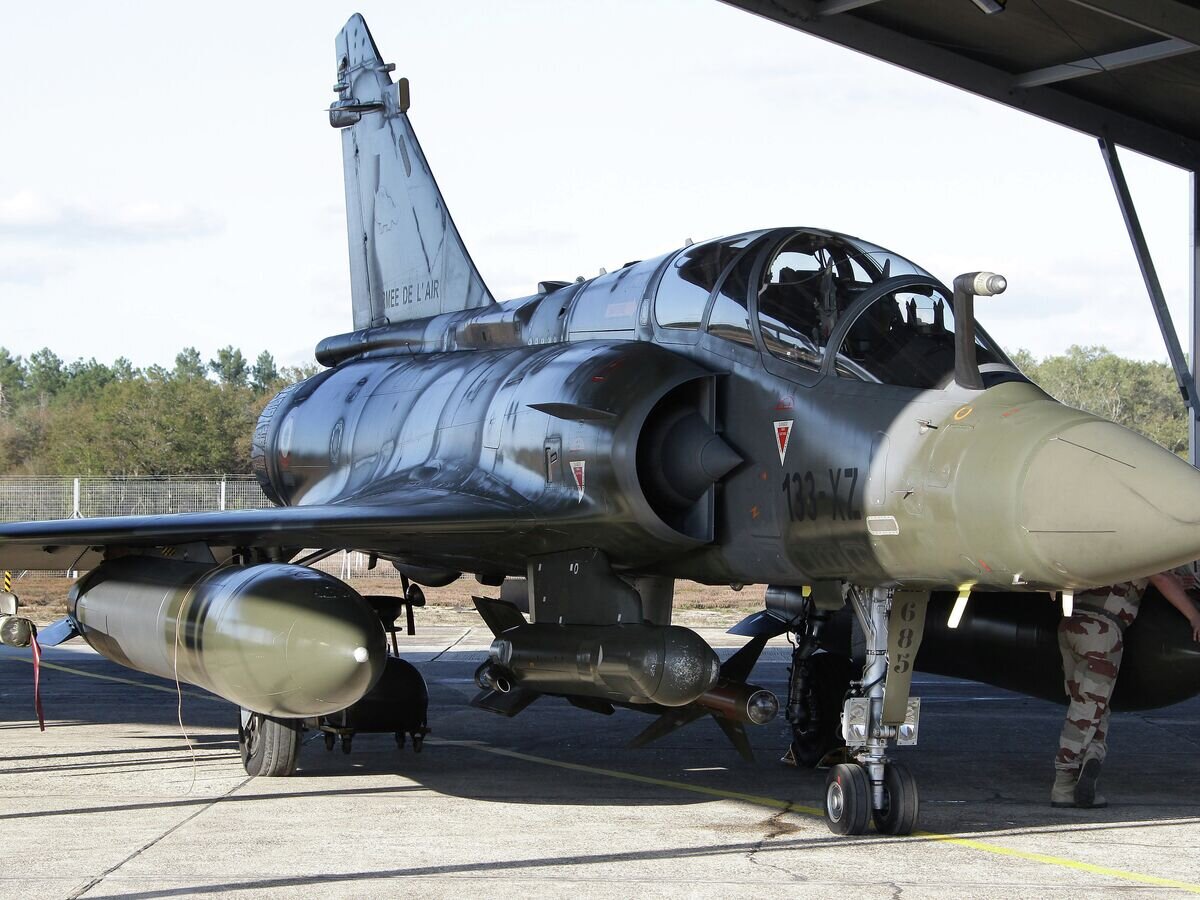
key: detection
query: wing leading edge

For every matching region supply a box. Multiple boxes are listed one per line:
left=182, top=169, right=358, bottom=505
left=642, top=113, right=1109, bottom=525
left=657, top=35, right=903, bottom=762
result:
left=0, top=487, right=533, bottom=571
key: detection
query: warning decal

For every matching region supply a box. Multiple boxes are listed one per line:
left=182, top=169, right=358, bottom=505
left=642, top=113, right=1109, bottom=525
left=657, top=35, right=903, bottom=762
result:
left=773, top=420, right=793, bottom=465
left=570, top=460, right=586, bottom=501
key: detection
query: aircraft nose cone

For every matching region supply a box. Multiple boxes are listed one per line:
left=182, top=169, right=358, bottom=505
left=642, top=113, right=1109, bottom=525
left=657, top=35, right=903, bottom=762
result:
left=1020, top=419, right=1200, bottom=585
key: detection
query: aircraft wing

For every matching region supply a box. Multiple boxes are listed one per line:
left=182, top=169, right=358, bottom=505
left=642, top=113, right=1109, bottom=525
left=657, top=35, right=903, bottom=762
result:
left=0, top=487, right=534, bottom=571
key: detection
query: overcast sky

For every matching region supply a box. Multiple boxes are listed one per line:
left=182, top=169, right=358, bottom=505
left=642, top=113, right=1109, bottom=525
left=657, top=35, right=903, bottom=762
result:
left=0, top=0, right=1192, bottom=370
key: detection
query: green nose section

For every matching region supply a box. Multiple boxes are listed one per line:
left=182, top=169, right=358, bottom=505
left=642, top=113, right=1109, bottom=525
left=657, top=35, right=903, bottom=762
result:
left=1021, top=419, right=1200, bottom=585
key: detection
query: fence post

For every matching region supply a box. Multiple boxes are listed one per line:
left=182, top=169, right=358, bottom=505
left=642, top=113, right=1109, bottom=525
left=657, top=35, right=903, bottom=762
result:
left=71, top=477, right=82, bottom=519
left=219, top=476, right=227, bottom=511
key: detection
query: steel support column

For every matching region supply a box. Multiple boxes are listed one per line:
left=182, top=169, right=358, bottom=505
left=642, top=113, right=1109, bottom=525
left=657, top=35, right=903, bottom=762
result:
left=1191, top=170, right=1200, bottom=467
left=1100, top=138, right=1198, bottom=458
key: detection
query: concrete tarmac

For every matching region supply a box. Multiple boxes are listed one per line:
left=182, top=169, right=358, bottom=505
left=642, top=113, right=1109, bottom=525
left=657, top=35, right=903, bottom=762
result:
left=3, top=625, right=1200, bottom=898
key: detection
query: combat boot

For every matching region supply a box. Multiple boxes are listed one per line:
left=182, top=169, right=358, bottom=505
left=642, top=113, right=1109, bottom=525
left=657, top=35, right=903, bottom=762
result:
left=1050, top=770, right=1078, bottom=808
left=1074, top=756, right=1107, bottom=808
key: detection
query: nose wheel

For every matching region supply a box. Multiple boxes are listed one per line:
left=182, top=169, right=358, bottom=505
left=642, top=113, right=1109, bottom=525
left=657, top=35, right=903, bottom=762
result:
left=873, top=761, right=918, bottom=835
left=823, top=760, right=918, bottom=836
left=825, top=763, right=871, bottom=835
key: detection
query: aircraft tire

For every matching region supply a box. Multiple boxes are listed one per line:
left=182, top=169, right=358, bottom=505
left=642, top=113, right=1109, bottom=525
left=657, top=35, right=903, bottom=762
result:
left=825, top=763, right=871, bottom=835
left=873, top=761, right=919, bottom=835
left=239, top=710, right=301, bottom=777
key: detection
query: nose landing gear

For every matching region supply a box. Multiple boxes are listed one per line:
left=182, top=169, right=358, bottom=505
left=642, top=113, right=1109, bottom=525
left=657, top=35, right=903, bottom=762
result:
left=731, top=582, right=930, bottom=836
left=822, top=587, right=928, bottom=835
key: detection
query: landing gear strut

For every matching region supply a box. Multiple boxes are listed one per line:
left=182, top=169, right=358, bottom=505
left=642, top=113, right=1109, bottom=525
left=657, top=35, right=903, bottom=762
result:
left=821, top=587, right=926, bottom=836
left=784, top=604, right=851, bottom=768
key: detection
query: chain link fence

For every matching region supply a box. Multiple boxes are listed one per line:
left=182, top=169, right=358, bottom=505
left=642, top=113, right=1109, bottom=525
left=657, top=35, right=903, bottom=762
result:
left=0, top=476, right=400, bottom=580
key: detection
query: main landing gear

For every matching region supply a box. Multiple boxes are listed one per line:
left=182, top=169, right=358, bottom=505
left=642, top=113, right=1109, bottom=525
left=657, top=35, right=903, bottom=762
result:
left=819, top=587, right=927, bottom=835
left=783, top=602, right=852, bottom=769
left=239, top=709, right=301, bottom=777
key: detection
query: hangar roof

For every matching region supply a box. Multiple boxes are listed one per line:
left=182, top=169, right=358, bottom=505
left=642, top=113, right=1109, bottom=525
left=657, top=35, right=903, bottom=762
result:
left=722, top=0, right=1200, bottom=171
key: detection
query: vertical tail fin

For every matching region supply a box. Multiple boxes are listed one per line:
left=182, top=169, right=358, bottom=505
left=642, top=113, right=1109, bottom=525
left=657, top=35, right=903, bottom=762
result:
left=331, top=15, right=493, bottom=329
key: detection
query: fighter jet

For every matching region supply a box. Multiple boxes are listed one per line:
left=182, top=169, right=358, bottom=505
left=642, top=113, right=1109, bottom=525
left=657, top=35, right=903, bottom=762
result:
left=3, top=14, right=1200, bottom=836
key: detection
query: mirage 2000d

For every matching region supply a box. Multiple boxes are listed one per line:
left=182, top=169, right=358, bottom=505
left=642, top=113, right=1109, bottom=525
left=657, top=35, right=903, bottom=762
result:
left=4, top=15, right=1200, bottom=837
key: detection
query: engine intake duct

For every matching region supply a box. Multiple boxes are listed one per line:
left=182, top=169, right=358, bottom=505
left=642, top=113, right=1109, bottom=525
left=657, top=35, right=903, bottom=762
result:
left=637, top=379, right=740, bottom=538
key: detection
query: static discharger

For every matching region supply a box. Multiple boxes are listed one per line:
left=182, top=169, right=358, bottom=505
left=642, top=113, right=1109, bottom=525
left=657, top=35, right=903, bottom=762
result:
left=948, top=588, right=971, bottom=629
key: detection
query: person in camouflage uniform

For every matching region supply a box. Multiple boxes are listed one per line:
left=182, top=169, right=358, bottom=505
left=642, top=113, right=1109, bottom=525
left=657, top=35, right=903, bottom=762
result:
left=1053, top=567, right=1200, bottom=809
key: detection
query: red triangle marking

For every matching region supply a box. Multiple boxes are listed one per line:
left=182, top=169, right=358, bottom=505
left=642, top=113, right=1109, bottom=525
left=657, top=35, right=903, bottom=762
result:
left=773, top=420, right=793, bottom=465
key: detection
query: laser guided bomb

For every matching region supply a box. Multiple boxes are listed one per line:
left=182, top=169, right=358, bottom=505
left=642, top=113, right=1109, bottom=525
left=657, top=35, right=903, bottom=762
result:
left=477, top=622, right=721, bottom=707
left=68, top=557, right=387, bottom=718
left=467, top=591, right=780, bottom=753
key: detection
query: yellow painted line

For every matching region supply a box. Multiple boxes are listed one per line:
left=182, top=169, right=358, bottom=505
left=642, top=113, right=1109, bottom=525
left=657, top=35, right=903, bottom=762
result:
left=916, top=831, right=1200, bottom=894
left=14, top=655, right=1200, bottom=894
left=435, top=738, right=1200, bottom=895
left=1, top=654, right=214, bottom=702
left=432, top=738, right=823, bottom=816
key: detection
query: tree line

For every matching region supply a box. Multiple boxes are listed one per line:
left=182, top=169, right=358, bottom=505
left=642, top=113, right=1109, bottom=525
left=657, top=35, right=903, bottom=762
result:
left=1009, top=346, right=1188, bottom=456
left=0, top=343, right=1186, bottom=477
left=0, top=346, right=316, bottom=476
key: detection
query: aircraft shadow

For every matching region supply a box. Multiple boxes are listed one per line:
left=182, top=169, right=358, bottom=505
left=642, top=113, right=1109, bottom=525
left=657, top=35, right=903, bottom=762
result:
left=4, top=651, right=1200, bottom=839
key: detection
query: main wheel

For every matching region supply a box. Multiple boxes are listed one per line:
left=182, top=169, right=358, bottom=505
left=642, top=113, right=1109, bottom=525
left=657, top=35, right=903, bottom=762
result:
left=873, top=761, right=919, bottom=835
left=825, top=762, right=871, bottom=835
left=238, top=709, right=301, bottom=777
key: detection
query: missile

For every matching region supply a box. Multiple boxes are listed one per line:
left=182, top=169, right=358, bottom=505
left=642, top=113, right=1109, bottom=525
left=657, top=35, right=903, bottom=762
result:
left=625, top=633, right=778, bottom=760
left=70, top=557, right=386, bottom=717
left=694, top=680, right=779, bottom=725
left=486, top=622, right=721, bottom=707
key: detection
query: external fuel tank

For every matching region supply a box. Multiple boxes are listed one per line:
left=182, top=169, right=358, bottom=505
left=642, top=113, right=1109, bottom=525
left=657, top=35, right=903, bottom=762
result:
left=70, top=557, right=386, bottom=717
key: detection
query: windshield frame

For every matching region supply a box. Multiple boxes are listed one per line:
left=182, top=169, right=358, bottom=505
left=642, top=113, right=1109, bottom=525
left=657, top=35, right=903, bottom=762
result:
left=819, top=273, right=1024, bottom=388
left=750, top=228, right=936, bottom=385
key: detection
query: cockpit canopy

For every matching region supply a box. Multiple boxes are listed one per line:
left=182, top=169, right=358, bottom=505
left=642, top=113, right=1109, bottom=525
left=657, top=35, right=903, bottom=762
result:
left=653, top=228, right=1020, bottom=389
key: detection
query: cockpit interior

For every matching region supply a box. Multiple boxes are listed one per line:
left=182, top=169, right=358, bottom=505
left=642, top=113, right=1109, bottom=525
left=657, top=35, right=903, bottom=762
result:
left=653, top=228, right=1022, bottom=390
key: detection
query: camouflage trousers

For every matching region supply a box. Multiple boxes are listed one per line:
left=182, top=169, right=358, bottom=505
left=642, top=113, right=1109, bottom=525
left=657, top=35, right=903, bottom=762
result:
left=1055, top=613, right=1124, bottom=773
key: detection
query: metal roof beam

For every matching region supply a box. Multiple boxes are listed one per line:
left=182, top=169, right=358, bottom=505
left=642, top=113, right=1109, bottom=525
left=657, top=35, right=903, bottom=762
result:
left=1014, top=37, right=1198, bottom=88
left=814, top=0, right=883, bottom=15
left=1065, top=0, right=1200, bottom=46
left=720, top=0, right=1200, bottom=170
left=1100, top=136, right=1195, bottom=412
